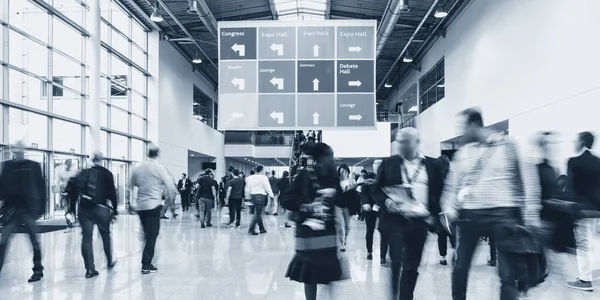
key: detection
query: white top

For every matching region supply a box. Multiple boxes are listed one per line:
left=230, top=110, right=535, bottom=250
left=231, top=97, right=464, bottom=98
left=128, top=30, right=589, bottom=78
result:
left=403, top=154, right=429, bottom=208
left=244, top=174, right=274, bottom=198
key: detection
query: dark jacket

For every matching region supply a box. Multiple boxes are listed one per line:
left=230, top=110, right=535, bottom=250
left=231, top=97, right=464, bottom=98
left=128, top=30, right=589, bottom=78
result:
left=567, top=150, right=600, bottom=210
left=76, top=165, right=118, bottom=212
left=0, top=159, right=45, bottom=217
left=372, top=155, right=444, bottom=232
left=178, top=178, right=192, bottom=193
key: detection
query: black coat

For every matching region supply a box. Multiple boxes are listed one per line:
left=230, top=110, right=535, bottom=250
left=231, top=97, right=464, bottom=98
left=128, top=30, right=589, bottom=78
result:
left=567, top=150, right=600, bottom=210
left=372, top=155, right=444, bottom=232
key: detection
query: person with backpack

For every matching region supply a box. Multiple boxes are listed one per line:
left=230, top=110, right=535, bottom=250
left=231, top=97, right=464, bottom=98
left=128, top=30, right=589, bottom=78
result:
left=74, top=152, right=117, bottom=278
left=0, top=140, right=45, bottom=282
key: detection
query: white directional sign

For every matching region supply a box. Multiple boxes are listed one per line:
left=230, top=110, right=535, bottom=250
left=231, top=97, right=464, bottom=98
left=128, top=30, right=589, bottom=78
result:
left=218, top=20, right=376, bottom=130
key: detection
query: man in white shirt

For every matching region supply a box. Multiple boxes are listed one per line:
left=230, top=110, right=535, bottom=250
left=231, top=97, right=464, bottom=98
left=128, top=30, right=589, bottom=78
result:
left=245, top=165, right=274, bottom=235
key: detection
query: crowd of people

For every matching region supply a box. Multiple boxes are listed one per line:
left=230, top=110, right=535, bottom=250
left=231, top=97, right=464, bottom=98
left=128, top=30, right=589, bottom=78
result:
left=0, top=107, right=598, bottom=300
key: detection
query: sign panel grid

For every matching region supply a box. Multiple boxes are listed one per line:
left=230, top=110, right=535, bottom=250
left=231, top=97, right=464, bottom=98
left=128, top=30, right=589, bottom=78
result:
left=218, top=20, right=376, bottom=130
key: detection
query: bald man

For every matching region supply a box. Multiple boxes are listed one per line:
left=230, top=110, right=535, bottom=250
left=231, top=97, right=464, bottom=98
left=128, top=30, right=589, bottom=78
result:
left=372, top=127, right=445, bottom=300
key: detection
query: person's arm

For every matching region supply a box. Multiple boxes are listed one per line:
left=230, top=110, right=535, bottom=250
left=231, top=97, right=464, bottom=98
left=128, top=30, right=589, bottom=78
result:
left=263, top=176, right=274, bottom=198
left=371, top=159, right=388, bottom=208
left=211, top=185, right=217, bottom=199
left=160, top=167, right=178, bottom=201
left=106, top=170, right=118, bottom=213
left=244, top=178, right=250, bottom=199
left=510, top=141, right=541, bottom=227
left=225, top=186, right=233, bottom=203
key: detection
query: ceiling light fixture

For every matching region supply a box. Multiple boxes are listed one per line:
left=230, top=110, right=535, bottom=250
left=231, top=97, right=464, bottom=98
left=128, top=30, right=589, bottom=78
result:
left=186, top=0, right=198, bottom=14
left=384, top=83, right=392, bottom=88
left=192, top=52, right=202, bottom=64
left=403, top=52, right=413, bottom=63
left=434, top=4, right=448, bottom=18
left=150, top=1, right=164, bottom=22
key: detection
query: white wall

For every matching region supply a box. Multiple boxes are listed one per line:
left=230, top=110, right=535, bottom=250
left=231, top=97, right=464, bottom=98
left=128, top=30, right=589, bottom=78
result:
left=153, top=41, right=225, bottom=179
left=224, top=144, right=292, bottom=159
left=321, top=122, right=391, bottom=158
left=386, top=0, right=600, bottom=172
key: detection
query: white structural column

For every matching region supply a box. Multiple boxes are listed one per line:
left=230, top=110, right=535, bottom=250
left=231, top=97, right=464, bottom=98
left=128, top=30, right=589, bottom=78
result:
left=89, top=0, right=102, bottom=153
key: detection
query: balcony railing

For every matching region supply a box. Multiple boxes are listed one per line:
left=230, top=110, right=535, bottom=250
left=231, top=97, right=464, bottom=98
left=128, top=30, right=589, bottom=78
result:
left=224, top=131, right=293, bottom=146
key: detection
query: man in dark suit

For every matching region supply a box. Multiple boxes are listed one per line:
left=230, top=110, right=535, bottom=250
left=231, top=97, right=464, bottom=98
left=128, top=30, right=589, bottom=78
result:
left=566, top=131, right=600, bottom=291
left=178, top=174, right=192, bottom=211
left=372, top=127, right=445, bottom=300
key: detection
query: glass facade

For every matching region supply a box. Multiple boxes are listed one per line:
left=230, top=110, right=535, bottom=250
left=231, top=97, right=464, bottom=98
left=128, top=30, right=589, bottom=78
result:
left=419, top=58, right=445, bottom=113
left=0, top=0, right=150, bottom=217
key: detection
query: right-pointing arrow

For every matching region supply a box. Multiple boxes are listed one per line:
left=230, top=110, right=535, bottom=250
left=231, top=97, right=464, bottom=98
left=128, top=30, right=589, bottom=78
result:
left=349, top=114, right=362, bottom=121
left=312, top=112, right=320, bottom=125
left=348, top=80, right=362, bottom=87
left=312, top=78, right=320, bottom=91
left=348, top=46, right=362, bottom=52
left=231, top=77, right=245, bottom=90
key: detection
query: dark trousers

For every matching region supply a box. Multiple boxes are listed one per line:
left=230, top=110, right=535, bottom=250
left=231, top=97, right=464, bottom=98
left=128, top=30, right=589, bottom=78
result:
left=452, top=208, right=523, bottom=300
left=438, top=230, right=456, bottom=257
left=0, top=210, right=43, bottom=273
left=228, top=198, right=243, bottom=226
left=180, top=191, right=190, bottom=211
left=365, top=211, right=388, bottom=259
left=248, top=195, right=267, bottom=233
left=138, top=206, right=162, bottom=267
left=489, top=237, right=497, bottom=262
left=383, top=218, right=428, bottom=300
left=79, top=205, right=113, bottom=271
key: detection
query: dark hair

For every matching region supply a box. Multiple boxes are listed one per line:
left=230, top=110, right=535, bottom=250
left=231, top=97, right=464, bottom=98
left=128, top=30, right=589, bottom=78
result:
left=256, top=165, right=264, bottom=173
left=579, top=131, right=595, bottom=149
left=303, top=142, right=334, bottom=161
left=250, top=170, right=255, bottom=175
left=148, top=146, right=160, bottom=159
left=361, top=169, right=367, bottom=174
left=271, top=170, right=276, bottom=176
left=338, top=164, right=350, bottom=176
left=232, top=169, right=240, bottom=176
left=460, top=108, right=484, bottom=127
left=228, top=166, right=234, bottom=172
left=282, top=170, right=289, bottom=178
left=182, top=173, right=187, bottom=177
left=204, top=169, right=212, bottom=175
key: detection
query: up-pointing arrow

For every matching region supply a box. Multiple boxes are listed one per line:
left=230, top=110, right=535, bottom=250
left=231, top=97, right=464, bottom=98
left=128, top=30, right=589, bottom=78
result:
left=348, top=46, right=362, bottom=52
left=312, top=112, right=320, bottom=125
left=270, top=111, right=284, bottom=124
left=270, top=77, right=284, bottom=90
left=348, top=80, right=362, bottom=87
left=312, top=78, right=320, bottom=91
left=231, top=77, right=245, bottom=90
left=231, top=43, right=246, bottom=57
left=313, top=44, right=320, bottom=57
left=270, top=43, right=284, bottom=56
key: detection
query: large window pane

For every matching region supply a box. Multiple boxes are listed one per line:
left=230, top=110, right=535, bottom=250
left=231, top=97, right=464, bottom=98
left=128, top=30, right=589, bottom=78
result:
left=53, top=0, right=83, bottom=26
left=131, top=138, right=144, bottom=162
left=111, top=29, right=129, bottom=57
left=8, top=68, right=48, bottom=111
left=53, top=52, right=82, bottom=92
left=111, top=2, right=130, bottom=36
left=111, top=56, right=128, bottom=81
left=101, top=21, right=109, bottom=42
left=9, top=30, right=48, bottom=77
left=111, top=134, right=128, bottom=159
left=110, top=106, right=128, bottom=132
left=53, top=119, right=81, bottom=153
left=131, top=21, right=146, bottom=50
left=131, top=69, right=145, bottom=94
left=9, top=0, right=49, bottom=43
left=132, top=46, right=146, bottom=69
left=9, top=108, right=48, bottom=148
left=111, top=93, right=128, bottom=110
left=131, top=115, right=144, bottom=137
left=53, top=18, right=82, bottom=60
left=131, top=92, right=145, bottom=117
left=53, top=88, right=82, bottom=120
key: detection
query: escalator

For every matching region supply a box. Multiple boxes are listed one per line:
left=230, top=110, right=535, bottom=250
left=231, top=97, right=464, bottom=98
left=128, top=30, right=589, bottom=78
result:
left=289, top=130, right=322, bottom=176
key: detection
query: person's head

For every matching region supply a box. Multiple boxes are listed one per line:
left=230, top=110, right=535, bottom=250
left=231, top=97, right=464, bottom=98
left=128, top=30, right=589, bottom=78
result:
left=536, top=132, right=555, bottom=157
left=459, top=108, right=485, bottom=142
left=228, top=166, right=234, bottom=173
left=147, top=144, right=160, bottom=159
left=204, top=169, right=212, bottom=177
left=338, top=164, right=351, bottom=179
left=13, top=140, right=26, bottom=159
left=181, top=173, right=187, bottom=179
left=256, top=165, right=264, bottom=174
left=373, top=159, right=382, bottom=174
left=304, top=142, right=335, bottom=176
left=361, top=169, right=367, bottom=177
left=250, top=170, right=255, bottom=175
left=65, top=159, right=73, bottom=169
left=576, top=131, right=595, bottom=152
left=282, top=170, right=289, bottom=179
left=271, top=170, right=276, bottom=177
left=232, top=169, right=240, bottom=177
left=396, top=127, right=420, bottom=159
left=91, top=151, right=104, bottom=165
left=240, top=172, right=245, bottom=178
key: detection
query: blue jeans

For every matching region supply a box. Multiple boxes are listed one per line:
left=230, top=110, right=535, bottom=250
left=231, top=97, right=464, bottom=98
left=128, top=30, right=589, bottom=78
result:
left=248, top=194, right=267, bottom=233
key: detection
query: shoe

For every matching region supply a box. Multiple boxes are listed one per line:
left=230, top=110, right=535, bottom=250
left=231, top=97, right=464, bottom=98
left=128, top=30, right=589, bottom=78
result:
left=28, top=272, right=43, bottom=282
left=107, top=260, right=117, bottom=269
left=440, top=259, right=448, bottom=266
left=141, top=265, right=158, bottom=274
left=567, top=278, right=593, bottom=291
left=206, top=224, right=213, bottom=227
left=367, top=253, right=373, bottom=260
left=340, top=248, right=346, bottom=252
left=380, top=258, right=387, bottom=266
left=285, top=223, right=292, bottom=228
left=172, top=213, right=178, bottom=219
left=487, top=260, right=497, bottom=267
left=201, top=224, right=206, bottom=228
left=85, top=269, right=99, bottom=278
left=160, top=215, right=169, bottom=219
left=273, top=213, right=278, bottom=216
left=249, top=232, right=259, bottom=236
left=259, top=230, right=267, bottom=234
left=195, top=214, right=200, bottom=219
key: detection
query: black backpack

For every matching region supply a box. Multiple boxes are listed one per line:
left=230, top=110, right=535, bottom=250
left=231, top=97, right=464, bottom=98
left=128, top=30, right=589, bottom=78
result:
left=79, top=168, right=102, bottom=205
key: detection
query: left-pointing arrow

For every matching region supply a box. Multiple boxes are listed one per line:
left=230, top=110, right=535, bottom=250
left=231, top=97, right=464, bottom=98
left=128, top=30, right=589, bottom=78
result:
left=270, top=77, right=284, bottom=90
left=231, top=77, right=245, bottom=90
left=348, top=80, right=362, bottom=87
left=231, top=113, right=244, bottom=119
left=270, top=111, right=284, bottom=124
left=231, top=43, right=246, bottom=56
left=270, top=43, right=284, bottom=56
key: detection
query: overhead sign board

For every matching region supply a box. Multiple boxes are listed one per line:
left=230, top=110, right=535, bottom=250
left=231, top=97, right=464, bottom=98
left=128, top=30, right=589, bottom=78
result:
left=218, top=20, right=376, bottom=130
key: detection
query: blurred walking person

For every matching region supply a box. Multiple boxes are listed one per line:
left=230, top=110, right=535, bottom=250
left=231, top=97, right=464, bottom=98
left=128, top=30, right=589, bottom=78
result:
left=60, top=159, right=79, bottom=230
left=178, top=174, right=192, bottom=212
left=268, top=170, right=280, bottom=215
left=160, top=170, right=178, bottom=219
left=0, top=141, right=45, bottom=282
left=245, top=166, right=273, bottom=235
left=437, top=155, right=456, bottom=265
left=74, top=152, right=117, bottom=278
left=130, top=145, right=177, bottom=274
left=441, top=109, right=541, bottom=300
left=337, top=164, right=356, bottom=252
left=566, top=131, right=600, bottom=291
left=226, top=169, right=245, bottom=228
left=372, top=128, right=445, bottom=300
left=279, top=171, right=293, bottom=228
left=196, top=169, right=217, bottom=228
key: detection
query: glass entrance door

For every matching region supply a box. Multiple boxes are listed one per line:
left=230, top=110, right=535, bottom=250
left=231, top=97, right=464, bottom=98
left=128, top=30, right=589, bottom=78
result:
left=52, top=154, right=83, bottom=219
left=110, top=161, right=130, bottom=210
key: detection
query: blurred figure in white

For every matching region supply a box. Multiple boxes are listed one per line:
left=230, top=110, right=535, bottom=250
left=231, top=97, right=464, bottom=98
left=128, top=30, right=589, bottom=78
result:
left=60, top=159, right=79, bottom=230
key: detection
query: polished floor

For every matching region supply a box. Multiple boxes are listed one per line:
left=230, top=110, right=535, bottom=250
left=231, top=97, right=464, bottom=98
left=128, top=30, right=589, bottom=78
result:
left=0, top=210, right=598, bottom=300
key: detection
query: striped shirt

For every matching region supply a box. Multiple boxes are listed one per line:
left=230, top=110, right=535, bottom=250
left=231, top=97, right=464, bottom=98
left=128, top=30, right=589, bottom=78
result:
left=441, top=134, right=541, bottom=226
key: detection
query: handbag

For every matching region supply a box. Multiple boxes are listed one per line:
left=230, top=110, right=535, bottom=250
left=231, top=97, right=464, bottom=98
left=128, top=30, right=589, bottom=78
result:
left=382, top=185, right=429, bottom=217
